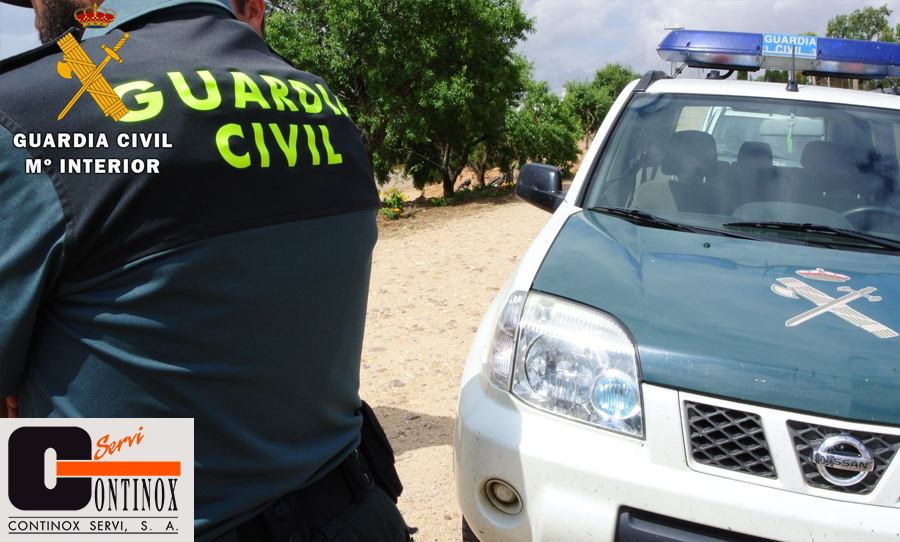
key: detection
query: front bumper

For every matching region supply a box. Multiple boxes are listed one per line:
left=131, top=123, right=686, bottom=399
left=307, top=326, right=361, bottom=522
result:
left=454, top=379, right=900, bottom=541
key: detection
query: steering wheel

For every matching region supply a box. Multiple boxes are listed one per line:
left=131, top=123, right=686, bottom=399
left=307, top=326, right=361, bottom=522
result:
left=841, top=205, right=900, bottom=230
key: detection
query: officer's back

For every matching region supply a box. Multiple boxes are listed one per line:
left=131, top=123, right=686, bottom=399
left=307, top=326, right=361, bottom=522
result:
left=0, top=1, right=381, bottom=539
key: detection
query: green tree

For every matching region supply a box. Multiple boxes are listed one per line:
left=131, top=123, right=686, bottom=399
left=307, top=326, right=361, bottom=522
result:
left=269, top=0, right=534, bottom=198
left=468, top=77, right=580, bottom=186
left=468, top=142, right=504, bottom=189
left=563, top=62, right=640, bottom=145
left=826, top=6, right=898, bottom=89
left=593, top=62, right=641, bottom=96
left=505, top=79, right=580, bottom=171
left=383, top=1, right=533, bottom=197
left=827, top=4, right=898, bottom=42
left=759, top=70, right=810, bottom=85
left=267, top=0, right=413, bottom=162
left=563, top=79, right=612, bottom=146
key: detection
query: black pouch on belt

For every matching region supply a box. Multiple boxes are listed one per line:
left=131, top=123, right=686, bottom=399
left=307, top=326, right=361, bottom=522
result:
left=358, top=400, right=404, bottom=502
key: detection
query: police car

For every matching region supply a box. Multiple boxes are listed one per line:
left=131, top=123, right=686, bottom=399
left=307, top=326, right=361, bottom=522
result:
left=454, top=30, right=900, bottom=542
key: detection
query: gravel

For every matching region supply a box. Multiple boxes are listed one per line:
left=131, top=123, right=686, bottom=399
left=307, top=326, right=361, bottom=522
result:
left=361, top=194, right=549, bottom=542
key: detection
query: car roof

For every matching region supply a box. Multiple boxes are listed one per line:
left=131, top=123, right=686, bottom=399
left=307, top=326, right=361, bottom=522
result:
left=644, top=78, right=900, bottom=111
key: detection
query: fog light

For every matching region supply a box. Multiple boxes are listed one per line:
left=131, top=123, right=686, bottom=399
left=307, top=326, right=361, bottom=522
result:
left=484, top=479, right=523, bottom=515
left=492, top=483, right=516, bottom=504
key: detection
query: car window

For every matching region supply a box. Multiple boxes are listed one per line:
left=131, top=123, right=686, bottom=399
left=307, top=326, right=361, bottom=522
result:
left=584, top=93, right=900, bottom=241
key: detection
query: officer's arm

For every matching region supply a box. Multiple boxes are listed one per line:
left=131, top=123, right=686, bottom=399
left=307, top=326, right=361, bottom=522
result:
left=0, top=125, right=66, bottom=412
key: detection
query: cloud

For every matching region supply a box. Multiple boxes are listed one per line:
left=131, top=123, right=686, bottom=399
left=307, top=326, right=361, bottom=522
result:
left=519, top=0, right=900, bottom=91
left=4, top=0, right=900, bottom=90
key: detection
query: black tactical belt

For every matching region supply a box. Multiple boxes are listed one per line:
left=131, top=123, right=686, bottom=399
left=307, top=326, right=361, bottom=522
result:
left=212, top=448, right=375, bottom=542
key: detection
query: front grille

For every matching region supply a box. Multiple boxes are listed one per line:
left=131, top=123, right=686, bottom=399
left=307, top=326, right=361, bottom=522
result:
left=788, top=420, right=900, bottom=494
left=686, top=402, right=777, bottom=478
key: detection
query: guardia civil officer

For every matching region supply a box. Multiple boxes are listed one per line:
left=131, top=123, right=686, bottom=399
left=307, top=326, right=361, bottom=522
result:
left=0, top=1, right=408, bottom=540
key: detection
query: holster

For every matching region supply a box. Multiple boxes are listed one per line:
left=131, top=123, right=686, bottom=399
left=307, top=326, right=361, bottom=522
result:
left=358, top=400, right=404, bottom=502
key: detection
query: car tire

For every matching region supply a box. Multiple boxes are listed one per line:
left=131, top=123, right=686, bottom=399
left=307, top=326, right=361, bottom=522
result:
left=462, top=517, right=481, bottom=542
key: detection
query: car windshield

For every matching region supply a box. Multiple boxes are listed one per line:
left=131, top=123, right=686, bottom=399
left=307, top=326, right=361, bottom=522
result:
left=583, top=93, right=900, bottom=246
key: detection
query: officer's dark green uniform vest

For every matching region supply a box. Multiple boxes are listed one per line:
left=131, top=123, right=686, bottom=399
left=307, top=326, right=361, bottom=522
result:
left=0, top=7, right=378, bottom=282
left=0, top=3, right=380, bottom=540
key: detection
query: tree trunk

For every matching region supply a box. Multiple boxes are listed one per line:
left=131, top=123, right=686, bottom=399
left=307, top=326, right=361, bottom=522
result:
left=468, top=147, right=489, bottom=187
left=442, top=160, right=468, bottom=198
left=439, top=139, right=475, bottom=198
left=442, top=171, right=455, bottom=198
left=359, top=118, right=388, bottom=164
left=472, top=155, right=488, bottom=187
left=584, top=112, right=596, bottom=147
left=441, top=140, right=456, bottom=198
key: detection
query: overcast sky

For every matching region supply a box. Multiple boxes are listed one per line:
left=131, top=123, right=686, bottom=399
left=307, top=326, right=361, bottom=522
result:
left=3, top=1, right=900, bottom=91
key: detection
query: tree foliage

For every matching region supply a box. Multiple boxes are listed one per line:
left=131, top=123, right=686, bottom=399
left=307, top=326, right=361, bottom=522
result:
left=757, top=70, right=810, bottom=85
left=384, top=1, right=533, bottom=198
left=468, top=77, right=580, bottom=186
left=505, top=79, right=580, bottom=171
left=563, top=63, right=640, bottom=145
left=562, top=79, right=612, bottom=146
left=827, top=4, right=899, bottom=42
left=267, top=0, right=534, bottom=198
left=267, top=1, right=415, bottom=161
left=825, top=5, right=899, bottom=89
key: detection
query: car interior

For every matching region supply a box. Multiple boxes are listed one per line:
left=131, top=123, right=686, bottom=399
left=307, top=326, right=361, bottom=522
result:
left=588, top=94, right=900, bottom=237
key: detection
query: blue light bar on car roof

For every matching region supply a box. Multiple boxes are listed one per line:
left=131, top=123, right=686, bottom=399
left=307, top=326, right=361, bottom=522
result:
left=658, top=30, right=900, bottom=79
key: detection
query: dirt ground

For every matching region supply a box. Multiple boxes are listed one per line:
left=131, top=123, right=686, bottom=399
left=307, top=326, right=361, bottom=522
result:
left=360, top=192, right=550, bottom=542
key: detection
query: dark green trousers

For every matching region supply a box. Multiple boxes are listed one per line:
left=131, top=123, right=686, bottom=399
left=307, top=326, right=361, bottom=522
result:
left=311, top=486, right=410, bottom=542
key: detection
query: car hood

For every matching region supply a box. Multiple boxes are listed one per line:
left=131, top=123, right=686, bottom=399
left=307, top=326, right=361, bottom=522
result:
left=532, top=211, right=900, bottom=425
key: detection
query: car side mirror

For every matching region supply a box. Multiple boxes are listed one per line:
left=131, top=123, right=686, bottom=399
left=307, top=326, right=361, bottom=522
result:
left=515, top=163, right=564, bottom=213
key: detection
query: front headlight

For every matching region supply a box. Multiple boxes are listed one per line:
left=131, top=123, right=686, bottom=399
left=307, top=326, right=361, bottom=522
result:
left=511, top=291, right=643, bottom=438
left=486, top=291, right=527, bottom=389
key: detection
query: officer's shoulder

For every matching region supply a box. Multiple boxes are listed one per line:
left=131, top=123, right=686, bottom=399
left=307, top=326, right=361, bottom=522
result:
left=279, top=60, right=330, bottom=88
left=259, top=44, right=325, bottom=84
left=0, top=29, right=76, bottom=76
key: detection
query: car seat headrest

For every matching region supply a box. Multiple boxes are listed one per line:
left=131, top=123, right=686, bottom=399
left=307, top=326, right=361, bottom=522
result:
left=661, top=130, right=718, bottom=180
left=736, top=142, right=773, bottom=169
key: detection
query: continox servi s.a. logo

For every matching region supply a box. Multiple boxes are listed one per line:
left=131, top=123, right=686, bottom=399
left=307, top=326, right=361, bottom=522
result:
left=1, top=419, right=193, bottom=541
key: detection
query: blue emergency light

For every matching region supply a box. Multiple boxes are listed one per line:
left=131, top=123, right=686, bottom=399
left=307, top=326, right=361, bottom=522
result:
left=658, top=30, right=900, bottom=79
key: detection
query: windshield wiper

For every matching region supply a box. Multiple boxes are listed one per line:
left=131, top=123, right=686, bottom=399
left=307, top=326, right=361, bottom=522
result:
left=589, top=206, right=694, bottom=232
left=589, top=207, right=762, bottom=240
left=723, top=221, right=900, bottom=252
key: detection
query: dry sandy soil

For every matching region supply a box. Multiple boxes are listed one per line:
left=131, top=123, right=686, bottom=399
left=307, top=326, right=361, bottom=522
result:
left=361, top=189, right=550, bottom=542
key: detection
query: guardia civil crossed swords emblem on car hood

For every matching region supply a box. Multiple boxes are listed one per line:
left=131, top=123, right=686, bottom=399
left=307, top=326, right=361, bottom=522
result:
left=771, top=269, right=898, bottom=339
